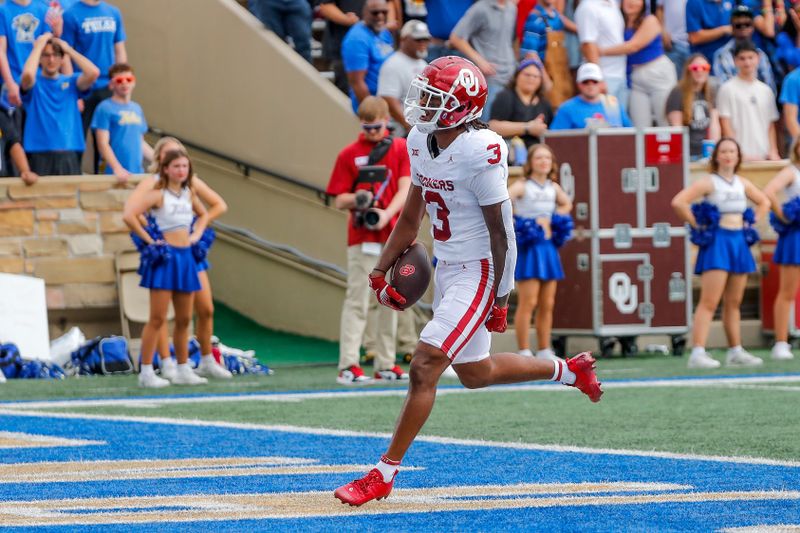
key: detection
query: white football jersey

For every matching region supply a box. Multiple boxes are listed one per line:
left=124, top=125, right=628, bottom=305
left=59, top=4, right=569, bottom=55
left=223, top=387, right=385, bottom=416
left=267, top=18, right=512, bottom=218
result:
left=407, top=126, right=514, bottom=266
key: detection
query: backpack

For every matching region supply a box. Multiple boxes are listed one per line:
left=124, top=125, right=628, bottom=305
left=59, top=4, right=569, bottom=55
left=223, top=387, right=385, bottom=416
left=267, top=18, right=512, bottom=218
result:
left=70, top=336, right=134, bottom=375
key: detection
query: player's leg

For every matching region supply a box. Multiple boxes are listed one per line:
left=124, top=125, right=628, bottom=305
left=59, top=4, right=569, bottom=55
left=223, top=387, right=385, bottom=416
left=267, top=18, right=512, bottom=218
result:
left=535, top=280, right=557, bottom=354
left=513, top=278, right=539, bottom=355
left=773, top=265, right=800, bottom=359
left=688, top=270, right=727, bottom=367
left=721, top=273, right=762, bottom=366
left=138, top=289, right=172, bottom=388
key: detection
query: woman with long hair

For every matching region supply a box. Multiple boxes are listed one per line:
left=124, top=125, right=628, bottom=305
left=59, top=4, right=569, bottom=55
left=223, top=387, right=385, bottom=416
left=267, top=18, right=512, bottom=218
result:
left=671, top=138, right=770, bottom=369
left=762, top=136, right=800, bottom=361
left=123, top=149, right=210, bottom=388
left=599, top=0, right=677, bottom=127
left=666, top=53, right=720, bottom=161
left=509, top=143, right=572, bottom=360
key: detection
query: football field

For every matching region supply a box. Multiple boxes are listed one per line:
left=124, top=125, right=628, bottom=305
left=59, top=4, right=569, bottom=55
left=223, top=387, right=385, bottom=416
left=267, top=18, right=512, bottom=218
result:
left=1, top=352, right=799, bottom=531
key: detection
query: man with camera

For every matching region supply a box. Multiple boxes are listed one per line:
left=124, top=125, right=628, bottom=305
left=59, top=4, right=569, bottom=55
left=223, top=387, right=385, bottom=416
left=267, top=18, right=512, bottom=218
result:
left=327, top=96, right=411, bottom=385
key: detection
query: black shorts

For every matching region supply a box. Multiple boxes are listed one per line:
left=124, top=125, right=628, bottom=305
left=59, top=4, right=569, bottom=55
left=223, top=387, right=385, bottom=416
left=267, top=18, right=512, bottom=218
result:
left=28, top=151, right=82, bottom=176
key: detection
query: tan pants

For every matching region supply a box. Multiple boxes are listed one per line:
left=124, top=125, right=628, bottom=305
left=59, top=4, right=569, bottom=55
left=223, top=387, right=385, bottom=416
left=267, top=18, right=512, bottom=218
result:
left=365, top=301, right=418, bottom=355
left=339, top=244, right=397, bottom=371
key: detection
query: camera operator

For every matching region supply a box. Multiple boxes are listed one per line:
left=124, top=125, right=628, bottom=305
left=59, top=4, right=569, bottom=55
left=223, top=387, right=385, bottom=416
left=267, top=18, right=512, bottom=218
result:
left=326, top=96, right=411, bottom=385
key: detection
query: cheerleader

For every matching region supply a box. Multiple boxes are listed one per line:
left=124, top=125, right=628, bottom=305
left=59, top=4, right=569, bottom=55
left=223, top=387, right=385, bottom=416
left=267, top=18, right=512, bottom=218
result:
left=762, top=137, right=800, bottom=361
left=123, top=149, right=210, bottom=388
left=671, top=137, right=770, bottom=369
left=509, top=144, right=572, bottom=360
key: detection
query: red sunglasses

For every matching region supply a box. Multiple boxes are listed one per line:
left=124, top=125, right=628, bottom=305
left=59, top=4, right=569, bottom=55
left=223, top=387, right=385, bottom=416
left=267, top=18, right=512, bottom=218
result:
left=112, top=75, right=136, bottom=84
left=689, top=63, right=710, bottom=72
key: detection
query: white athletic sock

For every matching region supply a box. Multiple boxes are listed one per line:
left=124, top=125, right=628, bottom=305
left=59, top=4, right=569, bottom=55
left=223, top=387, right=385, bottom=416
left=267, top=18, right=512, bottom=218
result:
left=775, top=341, right=791, bottom=350
left=177, top=362, right=193, bottom=373
left=690, top=346, right=706, bottom=358
left=161, top=357, right=176, bottom=368
left=518, top=348, right=533, bottom=357
left=536, top=349, right=553, bottom=358
left=550, top=359, right=576, bottom=385
left=201, top=354, right=215, bottom=364
left=140, top=363, right=154, bottom=376
left=728, top=345, right=743, bottom=354
left=375, top=455, right=400, bottom=483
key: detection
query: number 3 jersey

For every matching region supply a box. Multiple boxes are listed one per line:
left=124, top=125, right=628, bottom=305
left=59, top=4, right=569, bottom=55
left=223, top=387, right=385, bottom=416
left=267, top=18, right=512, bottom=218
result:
left=407, top=126, right=516, bottom=295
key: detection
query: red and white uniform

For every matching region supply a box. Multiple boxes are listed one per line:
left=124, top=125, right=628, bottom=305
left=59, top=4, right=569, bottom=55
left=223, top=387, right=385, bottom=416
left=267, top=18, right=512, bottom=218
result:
left=407, top=126, right=516, bottom=364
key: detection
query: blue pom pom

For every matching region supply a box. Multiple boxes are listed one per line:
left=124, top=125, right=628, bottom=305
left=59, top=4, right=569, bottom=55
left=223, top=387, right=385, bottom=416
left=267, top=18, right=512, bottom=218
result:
left=743, top=207, right=755, bottom=225
left=770, top=212, right=789, bottom=236
left=514, top=216, right=545, bottom=248
left=741, top=207, right=759, bottom=246
left=689, top=201, right=721, bottom=248
left=550, top=213, right=574, bottom=249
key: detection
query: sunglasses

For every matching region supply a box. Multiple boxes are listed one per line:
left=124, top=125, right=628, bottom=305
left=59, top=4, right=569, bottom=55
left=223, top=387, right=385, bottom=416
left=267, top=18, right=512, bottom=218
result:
left=112, top=75, right=136, bottom=84
left=361, top=122, right=384, bottom=132
left=370, top=9, right=389, bottom=15
left=733, top=22, right=753, bottom=29
left=579, top=79, right=599, bottom=85
left=689, top=63, right=710, bottom=72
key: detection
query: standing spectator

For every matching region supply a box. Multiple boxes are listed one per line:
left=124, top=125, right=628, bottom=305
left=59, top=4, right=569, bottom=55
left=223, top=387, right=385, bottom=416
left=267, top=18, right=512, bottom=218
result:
left=449, top=0, right=517, bottom=120
left=599, top=0, right=677, bottom=128
left=341, top=0, right=394, bottom=113
left=657, top=0, right=690, bottom=76
left=550, top=62, right=633, bottom=130
left=780, top=61, right=800, bottom=141
left=712, top=4, right=775, bottom=94
left=0, top=0, right=60, bottom=108
left=62, top=0, right=126, bottom=140
left=575, top=0, right=628, bottom=107
left=489, top=59, right=553, bottom=149
left=377, top=19, right=430, bottom=136
left=90, top=63, right=153, bottom=183
left=0, top=107, right=37, bottom=184
left=685, top=0, right=733, bottom=61
left=717, top=40, right=780, bottom=160
left=423, top=0, right=473, bottom=60
left=326, top=96, right=410, bottom=385
left=21, top=34, right=99, bottom=175
left=519, top=0, right=576, bottom=107
left=248, top=0, right=312, bottom=63
left=666, top=53, right=721, bottom=161
left=319, top=0, right=365, bottom=94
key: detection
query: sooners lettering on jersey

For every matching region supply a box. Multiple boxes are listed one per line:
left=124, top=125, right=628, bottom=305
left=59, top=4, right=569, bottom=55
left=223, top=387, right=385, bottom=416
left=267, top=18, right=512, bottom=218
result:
left=407, top=127, right=512, bottom=263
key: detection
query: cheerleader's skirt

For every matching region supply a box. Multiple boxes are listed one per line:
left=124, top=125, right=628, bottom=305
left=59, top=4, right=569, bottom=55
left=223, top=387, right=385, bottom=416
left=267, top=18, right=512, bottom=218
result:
left=694, top=228, right=756, bottom=275
left=140, top=245, right=202, bottom=292
left=515, top=239, right=564, bottom=281
left=774, top=226, right=800, bottom=265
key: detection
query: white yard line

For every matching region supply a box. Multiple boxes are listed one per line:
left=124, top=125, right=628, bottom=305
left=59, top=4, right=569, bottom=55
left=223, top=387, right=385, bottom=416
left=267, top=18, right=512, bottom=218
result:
left=1, top=407, right=799, bottom=469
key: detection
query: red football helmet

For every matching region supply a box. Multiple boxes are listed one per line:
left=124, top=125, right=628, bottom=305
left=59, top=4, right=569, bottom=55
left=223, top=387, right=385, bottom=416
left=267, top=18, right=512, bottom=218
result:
left=404, top=56, right=488, bottom=133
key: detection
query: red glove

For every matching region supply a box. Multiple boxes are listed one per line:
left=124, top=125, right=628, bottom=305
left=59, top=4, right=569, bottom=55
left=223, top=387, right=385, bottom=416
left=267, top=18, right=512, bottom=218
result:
left=368, top=271, right=407, bottom=311
left=485, top=305, right=508, bottom=333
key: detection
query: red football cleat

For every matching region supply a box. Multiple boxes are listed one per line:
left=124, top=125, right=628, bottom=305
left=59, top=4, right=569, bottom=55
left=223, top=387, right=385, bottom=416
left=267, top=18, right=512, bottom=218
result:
left=566, top=352, right=603, bottom=402
left=334, top=468, right=396, bottom=506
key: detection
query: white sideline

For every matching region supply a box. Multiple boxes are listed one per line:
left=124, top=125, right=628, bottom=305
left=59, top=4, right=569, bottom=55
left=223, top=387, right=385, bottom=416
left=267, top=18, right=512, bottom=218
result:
left=1, top=374, right=799, bottom=410
left=1, top=407, right=799, bottom=469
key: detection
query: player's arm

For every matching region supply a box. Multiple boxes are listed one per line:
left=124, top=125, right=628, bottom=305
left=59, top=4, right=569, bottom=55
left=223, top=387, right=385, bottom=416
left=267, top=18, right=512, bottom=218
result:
left=481, top=202, right=509, bottom=305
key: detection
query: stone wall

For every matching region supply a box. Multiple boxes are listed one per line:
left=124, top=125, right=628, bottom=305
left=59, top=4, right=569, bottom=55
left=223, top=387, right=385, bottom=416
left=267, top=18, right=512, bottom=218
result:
left=0, top=175, right=143, bottom=337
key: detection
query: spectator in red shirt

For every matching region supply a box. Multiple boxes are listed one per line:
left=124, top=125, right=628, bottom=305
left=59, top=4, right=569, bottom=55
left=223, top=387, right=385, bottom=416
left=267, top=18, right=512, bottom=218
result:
left=326, top=96, right=411, bottom=385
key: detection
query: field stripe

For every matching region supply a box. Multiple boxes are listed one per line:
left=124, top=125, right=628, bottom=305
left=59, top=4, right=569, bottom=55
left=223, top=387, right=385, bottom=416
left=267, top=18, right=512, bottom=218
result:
left=2, top=374, right=800, bottom=411
left=2, top=408, right=800, bottom=469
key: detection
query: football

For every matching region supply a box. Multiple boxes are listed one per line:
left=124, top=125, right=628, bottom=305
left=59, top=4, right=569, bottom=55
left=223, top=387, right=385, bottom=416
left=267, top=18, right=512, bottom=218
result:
left=390, top=242, right=432, bottom=310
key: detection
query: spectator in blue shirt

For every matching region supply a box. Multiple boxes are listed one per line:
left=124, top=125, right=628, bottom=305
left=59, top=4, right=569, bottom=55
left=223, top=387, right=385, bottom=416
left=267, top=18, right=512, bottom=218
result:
left=62, top=0, right=126, bottom=140
left=341, top=0, right=394, bottom=113
left=423, top=0, right=474, bottom=60
left=780, top=66, right=800, bottom=141
left=685, top=0, right=733, bottom=61
left=91, top=63, right=153, bottom=183
left=0, top=0, right=60, bottom=108
left=712, top=4, right=775, bottom=93
left=20, top=33, right=99, bottom=175
left=550, top=62, right=632, bottom=130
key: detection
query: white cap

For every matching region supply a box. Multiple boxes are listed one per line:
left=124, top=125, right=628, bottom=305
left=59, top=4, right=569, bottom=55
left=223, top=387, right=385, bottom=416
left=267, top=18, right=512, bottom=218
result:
left=576, top=62, right=604, bottom=83
left=400, top=20, right=432, bottom=40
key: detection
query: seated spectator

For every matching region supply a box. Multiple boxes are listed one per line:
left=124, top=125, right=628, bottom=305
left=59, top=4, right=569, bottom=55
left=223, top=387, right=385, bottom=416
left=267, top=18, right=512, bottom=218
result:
left=0, top=107, right=37, bottom=184
left=450, top=0, right=517, bottom=120
left=656, top=0, right=690, bottom=76
left=685, top=0, right=733, bottom=61
left=717, top=40, right=780, bottom=161
left=0, top=0, right=61, bottom=108
left=666, top=53, right=720, bottom=161
left=91, top=63, right=153, bottom=183
left=518, top=0, right=576, bottom=107
left=377, top=20, right=430, bottom=136
left=341, top=0, right=394, bottom=113
left=779, top=59, right=800, bottom=141
left=21, top=34, right=99, bottom=175
left=489, top=59, right=553, bottom=149
left=550, top=62, right=632, bottom=130
left=575, top=0, right=627, bottom=108
left=712, top=4, right=775, bottom=94
left=248, top=0, right=312, bottom=63
left=423, top=0, right=473, bottom=61
left=599, top=0, right=676, bottom=128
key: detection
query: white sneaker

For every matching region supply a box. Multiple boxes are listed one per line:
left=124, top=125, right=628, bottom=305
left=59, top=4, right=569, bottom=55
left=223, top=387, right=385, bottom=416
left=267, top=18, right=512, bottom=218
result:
left=518, top=349, right=534, bottom=357
left=771, top=342, right=795, bottom=361
left=726, top=349, right=763, bottom=367
left=441, top=365, right=459, bottom=379
left=536, top=349, right=564, bottom=362
left=159, top=358, right=177, bottom=380
left=336, top=365, right=373, bottom=385
left=170, top=365, right=208, bottom=385
left=195, top=358, right=233, bottom=379
left=0, top=371, right=6, bottom=383
left=687, top=351, right=721, bottom=369
left=138, top=371, right=170, bottom=388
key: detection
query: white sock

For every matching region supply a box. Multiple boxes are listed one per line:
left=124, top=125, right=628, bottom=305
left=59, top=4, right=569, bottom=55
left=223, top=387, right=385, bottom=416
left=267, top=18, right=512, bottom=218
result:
left=177, top=362, right=192, bottom=373
left=518, top=349, right=533, bottom=357
left=536, top=349, right=552, bottom=358
left=550, top=359, right=576, bottom=385
left=140, top=363, right=154, bottom=376
left=161, top=357, right=176, bottom=368
left=774, top=341, right=791, bottom=351
left=728, top=345, right=743, bottom=354
left=375, top=455, right=400, bottom=483
left=201, top=354, right=215, bottom=364
left=690, top=346, right=706, bottom=358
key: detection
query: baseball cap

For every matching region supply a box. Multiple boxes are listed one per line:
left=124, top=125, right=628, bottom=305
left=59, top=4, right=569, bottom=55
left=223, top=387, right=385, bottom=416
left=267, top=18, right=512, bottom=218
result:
left=576, top=62, right=604, bottom=83
left=730, top=3, right=754, bottom=19
left=400, top=20, right=432, bottom=40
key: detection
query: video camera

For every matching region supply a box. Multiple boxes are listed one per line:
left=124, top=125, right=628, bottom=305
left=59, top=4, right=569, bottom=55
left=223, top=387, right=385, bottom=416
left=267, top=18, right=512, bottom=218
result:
left=352, top=165, right=388, bottom=231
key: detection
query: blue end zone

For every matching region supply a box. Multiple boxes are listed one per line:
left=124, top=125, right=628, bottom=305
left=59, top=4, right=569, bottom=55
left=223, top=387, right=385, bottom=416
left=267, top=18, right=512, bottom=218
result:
left=1, top=413, right=798, bottom=531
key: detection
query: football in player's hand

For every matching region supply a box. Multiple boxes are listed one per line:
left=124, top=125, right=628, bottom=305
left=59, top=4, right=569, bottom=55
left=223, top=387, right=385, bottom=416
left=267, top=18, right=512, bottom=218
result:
left=390, top=243, right=432, bottom=310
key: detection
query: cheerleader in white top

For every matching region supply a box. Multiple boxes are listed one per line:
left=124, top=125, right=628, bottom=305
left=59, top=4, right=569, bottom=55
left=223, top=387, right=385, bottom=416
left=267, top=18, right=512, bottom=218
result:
left=671, top=138, right=770, bottom=369
left=508, top=144, right=572, bottom=360
left=124, top=149, right=210, bottom=388
left=762, top=137, right=800, bottom=361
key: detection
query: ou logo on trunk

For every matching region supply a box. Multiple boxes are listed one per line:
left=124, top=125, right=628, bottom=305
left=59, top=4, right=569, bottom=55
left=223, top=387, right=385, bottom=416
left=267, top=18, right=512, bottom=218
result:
left=457, top=68, right=480, bottom=96
left=609, top=272, right=637, bottom=314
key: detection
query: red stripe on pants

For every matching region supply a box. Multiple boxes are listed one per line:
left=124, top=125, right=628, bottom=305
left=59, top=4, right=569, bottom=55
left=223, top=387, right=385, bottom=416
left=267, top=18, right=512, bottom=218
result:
left=441, top=259, right=490, bottom=358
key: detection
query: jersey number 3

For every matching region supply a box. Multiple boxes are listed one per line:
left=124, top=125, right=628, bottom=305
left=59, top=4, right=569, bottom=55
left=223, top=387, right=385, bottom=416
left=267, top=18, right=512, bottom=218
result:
left=424, top=191, right=452, bottom=241
left=487, top=143, right=502, bottom=164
